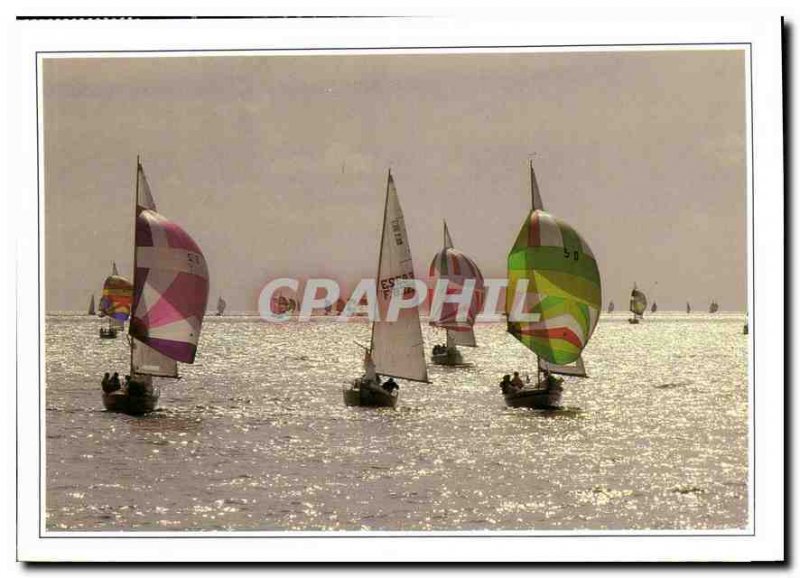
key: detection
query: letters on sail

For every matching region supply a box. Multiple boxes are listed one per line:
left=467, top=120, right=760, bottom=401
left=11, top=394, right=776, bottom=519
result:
left=370, top=172, right=428, bottom=383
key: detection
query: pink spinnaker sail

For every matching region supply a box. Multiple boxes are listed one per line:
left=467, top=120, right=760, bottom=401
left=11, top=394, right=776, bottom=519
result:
left=129, top=163, right=209, bottom=368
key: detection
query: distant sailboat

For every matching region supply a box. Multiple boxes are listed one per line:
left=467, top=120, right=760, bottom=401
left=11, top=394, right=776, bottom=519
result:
left=216, top=296, right=226, bottom=316
left=271, top=293, right=297, bottom=316
left=607, top=300, right=615, bottom=314
left=102, top=159, right=209, bottom=415
left=428, top=220, right=484, bottom=366
left=502, top=162, right=600, bottom=409
left=651, top=301, right=658, bottom=314
left=743, top=313, right=749, bottom=334
left=88, top=294, right=96, bottom=316
left=629, top=283, right=647, bottom=324
left=98, top=261, right=133, bottom=338
left=709, top=300, right=719, bottom=313
left=686, top=302, right=691, bottom=314
left=344, top=170, right=428, bottom=407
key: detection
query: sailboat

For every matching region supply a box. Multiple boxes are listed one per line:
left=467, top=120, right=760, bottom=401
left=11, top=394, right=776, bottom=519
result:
left=428, top=221, right=484, bottom=366
left=651, top=301, right=658, bottom=314
left=343, top=170, right=428, bottom=408
left=502, top=162, right=601, bottom=409
left=743, top=313, right=749, bottom=334
left=629, top=283, right=647, bottom=324
left=709, top=300, right=719, bottom=313
left=686, top=302, right=691, bottom=314
left=216, top=296, right=226, bottom=316
left=102, top=159, right=209, bottom=415
left=270, top=293, right=297, bottom=316
left=88, top=294, right=96, bottom=316
left=98, top=262, right=133, bottom=338
left=607, top=300, right=615, bottom=314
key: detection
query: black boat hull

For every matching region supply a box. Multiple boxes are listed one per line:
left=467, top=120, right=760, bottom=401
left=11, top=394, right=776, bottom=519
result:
left=503, top=382, right=563, bottom=410
left=102, top=381, right=160, bottom=415
left=343, top=380, right=398, bottom=408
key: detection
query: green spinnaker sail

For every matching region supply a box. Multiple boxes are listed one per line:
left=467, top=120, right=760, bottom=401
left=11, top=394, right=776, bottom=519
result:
left=506, top=209, right=602, bottom=365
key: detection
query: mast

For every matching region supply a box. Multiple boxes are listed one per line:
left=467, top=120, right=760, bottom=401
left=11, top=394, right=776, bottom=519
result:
left=530, top=160, right=544, bottom=212
left=370, top=169, right=392, bottom=353
left=529, top=161, right=543, bottom=372
left=129, top=155, right=139, bottom=376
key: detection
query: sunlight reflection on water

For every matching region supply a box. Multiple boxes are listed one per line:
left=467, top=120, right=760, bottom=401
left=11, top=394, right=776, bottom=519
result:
left=45, top=314, right=748, bottom=531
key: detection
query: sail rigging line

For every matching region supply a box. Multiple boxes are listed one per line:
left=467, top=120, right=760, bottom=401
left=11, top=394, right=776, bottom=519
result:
left=370, top=169, right=392, bottom=353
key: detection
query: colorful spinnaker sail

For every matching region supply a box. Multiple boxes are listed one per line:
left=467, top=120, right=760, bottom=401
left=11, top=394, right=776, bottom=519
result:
left=629, top=284, right=647, bottom=317
left=99, top=262, right=134, bottom=321
left=129, top=161, right=209, bottom=376
left=371, top=171, right=428, bottom=383
left=428, top=221, right=484, bottom=347
left=506, top=163, right=601, bottom=366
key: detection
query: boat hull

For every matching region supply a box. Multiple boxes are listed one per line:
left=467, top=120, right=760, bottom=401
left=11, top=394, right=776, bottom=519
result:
left=628, top=318, right=640, bottom=324
left=99, top=328, right=118, bottom=338
left=431, top=349, right=465, bottom=366
left=102, top=382, right=160, bottom=415
left=503, top=388, right=562, bottom=409
left=343, top=380, right=398, bottom=408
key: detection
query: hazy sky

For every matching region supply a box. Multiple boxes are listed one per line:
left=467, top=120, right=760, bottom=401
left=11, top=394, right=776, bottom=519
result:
left=43, top=49, right=747, bottom=312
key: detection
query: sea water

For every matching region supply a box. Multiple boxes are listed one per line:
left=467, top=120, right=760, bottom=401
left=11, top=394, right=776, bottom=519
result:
left=44, top=314, right=748, bottom=531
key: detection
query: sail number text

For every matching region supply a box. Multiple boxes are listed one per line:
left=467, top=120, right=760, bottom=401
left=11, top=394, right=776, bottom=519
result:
left=380, top=273, right=416, bottom=299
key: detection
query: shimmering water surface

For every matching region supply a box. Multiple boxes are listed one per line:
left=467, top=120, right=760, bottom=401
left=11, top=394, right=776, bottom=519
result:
left=45, top=314, right=748, bottom=531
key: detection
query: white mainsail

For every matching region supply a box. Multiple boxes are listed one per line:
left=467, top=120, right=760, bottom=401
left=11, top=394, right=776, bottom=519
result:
left=132, top=338, right=178, bottom=377
left=539, top=355, right=587, bottom=378
left=370, top=171, right=428, bottom=383
left=447, top=328, right=476, bottom=348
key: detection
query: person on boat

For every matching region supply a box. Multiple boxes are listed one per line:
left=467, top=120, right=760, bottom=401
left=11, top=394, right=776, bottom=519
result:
left=499, top=374, right=512, bottom=394
left=101, top=372, right=117, bottom=393
left=510, top=371, right=524, bottom=390
left=109, top=372, right=121, bottom=390
left=541, top=369, right=562, bottom=392
left=382, top=378, right=399, bottom=393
